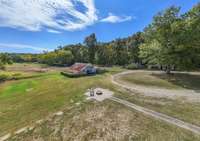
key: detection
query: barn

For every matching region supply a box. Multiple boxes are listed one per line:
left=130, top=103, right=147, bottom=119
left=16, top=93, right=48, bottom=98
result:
left=69, top=63, right=96, bottom=75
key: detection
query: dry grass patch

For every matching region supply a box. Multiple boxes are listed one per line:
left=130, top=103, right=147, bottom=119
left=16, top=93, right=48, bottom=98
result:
left=8, top=101, right=200, bottom=141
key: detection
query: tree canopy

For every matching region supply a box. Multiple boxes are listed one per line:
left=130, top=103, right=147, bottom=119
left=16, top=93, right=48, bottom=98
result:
left=139, top=3, right=200, bottom=73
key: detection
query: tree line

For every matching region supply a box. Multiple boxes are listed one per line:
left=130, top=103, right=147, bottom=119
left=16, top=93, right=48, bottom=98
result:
left=5, top=32, right=144, bottom=67
left=1, top=3, right=200, bottom=73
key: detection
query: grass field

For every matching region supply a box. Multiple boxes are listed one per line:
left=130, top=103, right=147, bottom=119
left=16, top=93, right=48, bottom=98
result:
left=1, top=64, right=200, bottom=140
left=0, top=72, right=114, bottom=136
left=0, top=63, right=119, bottom=136
left=120, top=71, right=200, bottom=90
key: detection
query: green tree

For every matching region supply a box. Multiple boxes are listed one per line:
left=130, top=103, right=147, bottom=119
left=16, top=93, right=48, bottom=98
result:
left=152, top=6, right=180, bottom=73
left=140, top=4, right=200, bottom=73
left=127, top=32, right=144, bottom=63
left=38, top=50, right=74, bottom=66
left=65, top=44, right=89, bottom=63
left=139, top=40, right=162, bottom=66
left=95, top=43, right=114, bottom=66
left=0, top=53, right=12, bottom=69
left=55, top=50, right=74, bottom=65
left=113, top=39, right=129, bottom=65
left=84, top=33, right=97, bottom=64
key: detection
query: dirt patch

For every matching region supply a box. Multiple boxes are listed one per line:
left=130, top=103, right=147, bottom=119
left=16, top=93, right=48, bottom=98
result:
left=6, top=64, right=69, bottom=73
left=85, top=88, right=113, bottom=102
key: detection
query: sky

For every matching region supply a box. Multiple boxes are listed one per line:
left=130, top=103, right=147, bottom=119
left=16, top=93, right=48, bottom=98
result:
left=0, top=0, right=199, bottom=53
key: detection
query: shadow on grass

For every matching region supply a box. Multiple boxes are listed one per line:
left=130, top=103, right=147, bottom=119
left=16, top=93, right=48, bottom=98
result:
left=152, top=73, right=200, bottom=92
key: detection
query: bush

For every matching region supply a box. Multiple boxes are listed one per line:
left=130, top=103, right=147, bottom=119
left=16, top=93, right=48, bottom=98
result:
left=0, top=74, right=9, bottom=82
left=96, top=68, right=107, bottom=74
left=126, top=63, right=138, bottom=70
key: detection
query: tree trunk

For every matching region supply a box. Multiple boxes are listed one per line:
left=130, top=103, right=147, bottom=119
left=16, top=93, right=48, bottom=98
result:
left=166, top=65, right=171, bottom=74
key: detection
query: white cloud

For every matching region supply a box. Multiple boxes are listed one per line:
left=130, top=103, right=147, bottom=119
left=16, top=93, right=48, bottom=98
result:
left=0, top=43, right=52, bottom=53
left=0, top=0, right=98, bottom=32
left=101, top=13, right=132, bottom=23
left=47, top=29, right=62, bottom=34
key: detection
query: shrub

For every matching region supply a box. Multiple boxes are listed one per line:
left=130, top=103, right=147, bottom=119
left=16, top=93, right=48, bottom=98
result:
left=126, top=63, right=138, bottom=70
left=96, top=68, right=107, bottom=74
left=61, top=72, right=86, bottom=78
left=0, top=74, right=9, bottom=82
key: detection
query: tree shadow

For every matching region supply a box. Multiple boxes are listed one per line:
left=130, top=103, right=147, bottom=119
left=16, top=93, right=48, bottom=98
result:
left=152, top=73, right=200, bottom=92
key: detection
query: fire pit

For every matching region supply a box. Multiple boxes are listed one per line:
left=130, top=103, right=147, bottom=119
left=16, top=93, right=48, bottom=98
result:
left=85, top=88, right=114, bottom=102
left=96, top=90, right=103, bottom=95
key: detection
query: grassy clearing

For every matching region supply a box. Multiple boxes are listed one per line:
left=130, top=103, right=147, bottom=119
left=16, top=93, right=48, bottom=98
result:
left=120, top=72, right=182, bottom=89
left=120, top=71, right=200, bottom=90
left=0, top=67, right=117, bottom=136
left=8, top=101, right=200, bottom=141
left=153, top=73, right=200, bottom=90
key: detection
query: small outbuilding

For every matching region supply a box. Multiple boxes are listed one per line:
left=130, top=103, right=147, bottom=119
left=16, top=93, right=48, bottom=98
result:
left=69, top=63, right=97, bottom=75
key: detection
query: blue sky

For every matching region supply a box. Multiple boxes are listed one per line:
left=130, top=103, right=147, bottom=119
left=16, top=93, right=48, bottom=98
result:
left=0, top=0, right=199, bottom=53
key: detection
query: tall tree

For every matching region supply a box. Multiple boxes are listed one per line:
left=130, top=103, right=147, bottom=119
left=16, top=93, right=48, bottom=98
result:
left=113, top=39, right=129, bottom=65
left=84, top=33, right=97, bottom=64
left=140, top=6, right=180, bottom=73
left=127, top=32, right=144, bottom=63
left=95, top=43, right=114, bottom=66
left=65, top=44, right=89, bottom=63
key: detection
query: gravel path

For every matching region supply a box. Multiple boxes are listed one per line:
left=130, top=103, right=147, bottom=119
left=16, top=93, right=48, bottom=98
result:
left=112, top=70, right=200, bottom=102
left=110, top=96, right=200, bottom=135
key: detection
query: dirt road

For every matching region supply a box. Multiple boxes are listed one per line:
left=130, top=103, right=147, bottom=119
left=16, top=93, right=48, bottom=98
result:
left=110, top=71, right=200, bottom=134
left=110, top=96, right=200, bottom=135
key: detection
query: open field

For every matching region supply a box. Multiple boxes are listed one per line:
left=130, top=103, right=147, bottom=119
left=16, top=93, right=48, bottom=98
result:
left=0, top=65, right=116, bottom=136
left=114, top=70, right=200, bottom=126
left=6, top=101, right=200, bottom=141
left=120, top=70, right=200, bottom=90
left=1, top=64, right=200, bottom=140
left=115, top=71, right=200, bottom=102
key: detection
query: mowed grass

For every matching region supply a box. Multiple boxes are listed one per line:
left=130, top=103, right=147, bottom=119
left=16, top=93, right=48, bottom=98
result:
left=153, top=72, right=200, bottom=90
left=120, top=71, right=200, bottom=90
